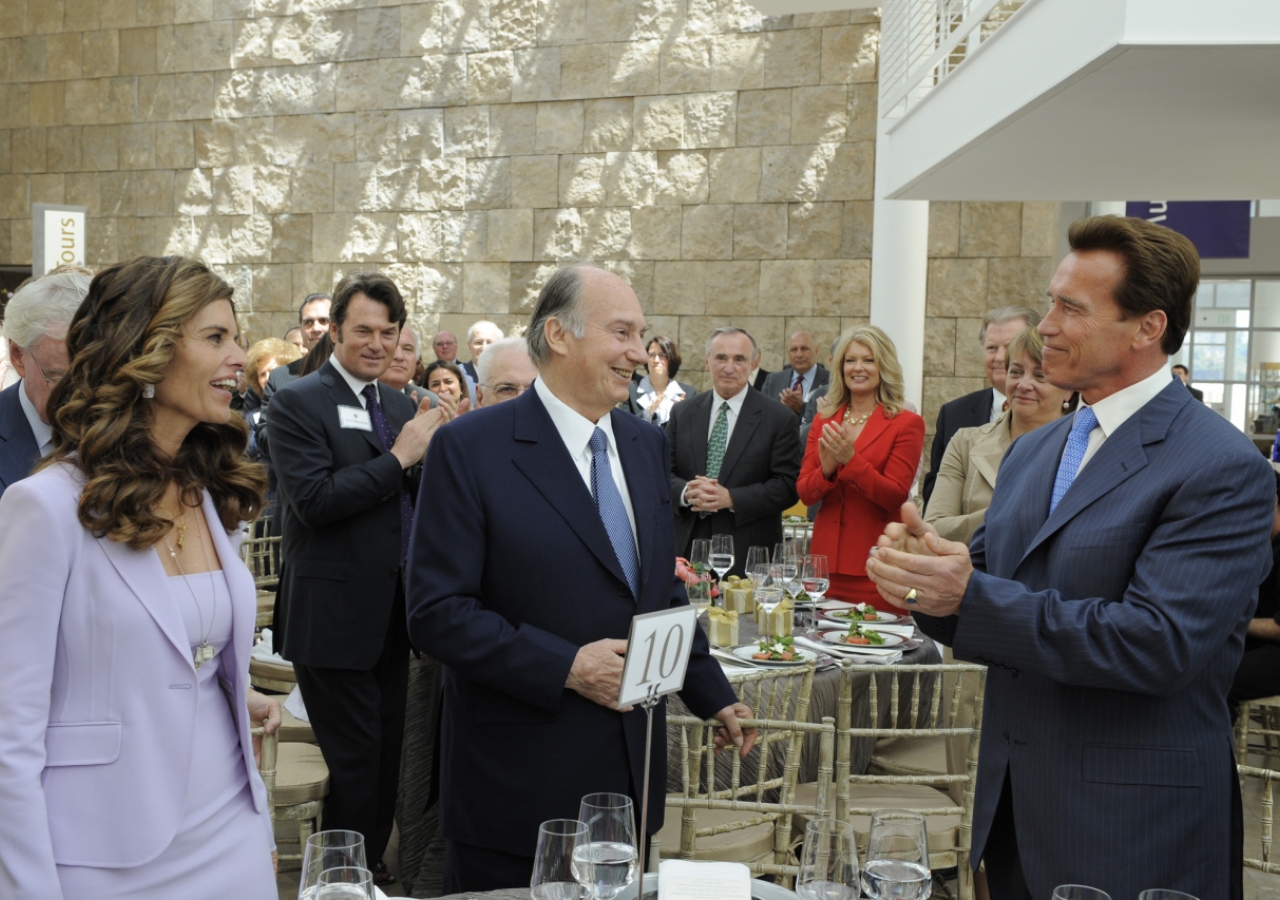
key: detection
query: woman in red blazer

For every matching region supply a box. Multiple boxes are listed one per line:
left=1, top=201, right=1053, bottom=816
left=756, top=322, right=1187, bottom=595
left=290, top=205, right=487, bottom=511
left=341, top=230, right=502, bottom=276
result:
left=798, top=326, right=925, bottom=612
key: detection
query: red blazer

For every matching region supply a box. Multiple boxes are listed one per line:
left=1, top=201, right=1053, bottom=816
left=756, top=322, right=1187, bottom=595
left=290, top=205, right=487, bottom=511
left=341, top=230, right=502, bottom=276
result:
left=797, top=403, right=926, bottom=577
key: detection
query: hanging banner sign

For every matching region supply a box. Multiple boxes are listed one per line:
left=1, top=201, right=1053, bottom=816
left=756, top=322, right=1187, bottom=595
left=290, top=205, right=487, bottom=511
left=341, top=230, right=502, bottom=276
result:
left=32, top=203, right=87, bottom=277
left=1125, top=201, right=1251, bottom=259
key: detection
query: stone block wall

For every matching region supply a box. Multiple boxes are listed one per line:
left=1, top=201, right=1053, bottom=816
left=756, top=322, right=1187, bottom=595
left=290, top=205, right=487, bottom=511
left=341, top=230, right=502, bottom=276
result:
left=0, top=0, right=1056, bottom=398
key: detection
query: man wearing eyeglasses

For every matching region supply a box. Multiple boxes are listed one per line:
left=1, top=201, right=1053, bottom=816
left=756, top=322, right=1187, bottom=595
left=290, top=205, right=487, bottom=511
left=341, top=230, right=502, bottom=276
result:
left=475, top=336, right=537, bottom=407
left=0, top=268, right=90, bottom=500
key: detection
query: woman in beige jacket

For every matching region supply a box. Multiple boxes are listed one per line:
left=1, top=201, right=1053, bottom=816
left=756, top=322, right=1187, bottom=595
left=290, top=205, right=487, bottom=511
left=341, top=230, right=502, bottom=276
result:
left=925, top=327, right=1075, bottom=544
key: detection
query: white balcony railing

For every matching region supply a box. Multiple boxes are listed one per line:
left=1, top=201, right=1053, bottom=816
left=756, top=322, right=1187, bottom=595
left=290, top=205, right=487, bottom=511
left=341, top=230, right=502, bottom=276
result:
left=879, top=0, right=1029, bottom=119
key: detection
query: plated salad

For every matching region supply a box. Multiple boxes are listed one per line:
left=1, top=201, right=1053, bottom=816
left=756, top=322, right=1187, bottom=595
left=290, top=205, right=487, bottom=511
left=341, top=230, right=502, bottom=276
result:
left=753, top=635, right=797, bottom=661
left=836, top=624, right=886, bottom=646
left=827, top=603, right=888, bottom=623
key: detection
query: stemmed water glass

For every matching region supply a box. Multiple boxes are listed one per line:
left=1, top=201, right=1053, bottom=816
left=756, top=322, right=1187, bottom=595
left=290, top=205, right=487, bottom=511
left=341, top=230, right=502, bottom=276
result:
left=862, top=809, right=932, bottom=900
left=315, top=867, right=374, bottom=900
left=801, top=555, right=830, bottom=636
left=573, top=793, right=638, bottom=900
left=687, top=539, right=712, bottom=614
left=531, top=819, right=589, bottom=900
left=796, top=819, right=860, bottom=900
left=1053, top=888, right=1112, bottom=900
left=745, top=546, right=770, bottom=587
left=710, top=534, right=735, bottom=582
left=299, top=830, right=367, bottom=900
left=757, top=565, right=786, bottom=639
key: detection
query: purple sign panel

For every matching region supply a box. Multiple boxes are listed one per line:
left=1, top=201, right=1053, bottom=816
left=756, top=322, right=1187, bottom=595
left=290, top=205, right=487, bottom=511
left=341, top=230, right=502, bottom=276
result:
left=1125, top=201, right=1251, bottom=259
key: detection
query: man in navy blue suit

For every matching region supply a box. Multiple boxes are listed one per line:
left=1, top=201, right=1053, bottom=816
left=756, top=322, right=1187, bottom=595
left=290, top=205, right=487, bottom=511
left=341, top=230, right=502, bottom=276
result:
left=867, top=216, right=1274, bottom=900
left=406, top=264, right=754, bottom=892
left=0, top=268, right=90, bottom=500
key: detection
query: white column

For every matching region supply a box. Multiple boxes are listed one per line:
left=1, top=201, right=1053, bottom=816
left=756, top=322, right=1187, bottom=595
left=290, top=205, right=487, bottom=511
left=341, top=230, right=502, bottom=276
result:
left=869, top=127, right=930, bottom=412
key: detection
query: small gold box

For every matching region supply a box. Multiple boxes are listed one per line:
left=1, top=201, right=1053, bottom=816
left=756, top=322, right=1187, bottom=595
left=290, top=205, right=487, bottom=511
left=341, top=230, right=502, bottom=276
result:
left=707, top=608, right=740, bottom=648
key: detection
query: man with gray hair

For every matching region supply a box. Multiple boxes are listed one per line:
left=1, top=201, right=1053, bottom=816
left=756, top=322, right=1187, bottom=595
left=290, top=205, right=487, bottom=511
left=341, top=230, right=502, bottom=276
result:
left=460, top=320, right=503, bottom=384
left=922, top=304, right=1042, bottom=506
left=667, top=326, right=802, bottom=575
left=406, top=264, right=752, bottom=891
left=0, top=268, right=91, bottom=500
left=475, top=336, right=536, bottom=407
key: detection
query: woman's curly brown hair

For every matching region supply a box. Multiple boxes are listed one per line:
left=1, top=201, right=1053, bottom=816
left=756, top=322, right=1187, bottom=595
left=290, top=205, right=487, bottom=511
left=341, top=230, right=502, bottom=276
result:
left=39, top=256, right=268, bottom=550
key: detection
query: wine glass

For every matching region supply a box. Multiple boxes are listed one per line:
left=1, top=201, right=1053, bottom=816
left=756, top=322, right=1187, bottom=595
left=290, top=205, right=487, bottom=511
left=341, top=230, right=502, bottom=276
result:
left=1138, top=891, right=1197, bottom=900
left=745, top=546, right=770, bottom=585
left=531, top=819, right=589, bottom=900
left=801, top=555, right=830, bottom=636
left=757, top=566, right=786, bottom=639
left=710, top=534, right=735, bottom=581
left=862, top=809, right=931, bottom=900
left=688, top=539, right=712, bottom=614
left=299, top=830, right=367, bottom=900
left=796, top=819, right=860, bottom=900
left=315, top=867, right=373, bottom=900
left=1053, top=888, right=1112, bottom=900
left=574, top=793, right=638, bottom=900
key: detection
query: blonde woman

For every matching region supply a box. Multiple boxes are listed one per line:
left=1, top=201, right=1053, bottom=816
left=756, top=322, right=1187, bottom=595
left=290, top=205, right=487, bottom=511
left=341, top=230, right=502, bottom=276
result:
left=925, top=327, right=1074, bottom=544
left=797, top=326, right=925, bottom=611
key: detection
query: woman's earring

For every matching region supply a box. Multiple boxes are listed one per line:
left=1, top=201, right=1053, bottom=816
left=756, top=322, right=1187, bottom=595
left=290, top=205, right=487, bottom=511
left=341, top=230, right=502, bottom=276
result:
left=142, top=383, right=155, bottom=399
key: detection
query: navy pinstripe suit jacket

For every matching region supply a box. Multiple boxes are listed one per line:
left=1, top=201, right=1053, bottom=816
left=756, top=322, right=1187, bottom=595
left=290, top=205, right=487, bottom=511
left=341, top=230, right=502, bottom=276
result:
left=918, top=377, right=1274, bottom=900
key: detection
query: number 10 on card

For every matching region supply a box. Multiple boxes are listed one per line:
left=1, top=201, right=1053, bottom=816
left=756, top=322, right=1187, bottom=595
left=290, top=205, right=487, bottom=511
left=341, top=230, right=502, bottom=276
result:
left=617, top=606, right=698, bottom=708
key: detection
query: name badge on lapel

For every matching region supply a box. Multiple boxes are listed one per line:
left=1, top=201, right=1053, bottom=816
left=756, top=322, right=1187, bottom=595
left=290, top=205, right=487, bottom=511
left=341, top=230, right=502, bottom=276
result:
left=338, top=405, right=372, bottom=431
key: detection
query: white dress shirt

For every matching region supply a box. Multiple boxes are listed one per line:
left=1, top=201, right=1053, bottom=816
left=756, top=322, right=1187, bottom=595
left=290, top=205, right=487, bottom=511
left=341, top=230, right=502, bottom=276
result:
left=16, top=380, right=52, bottom=455
left=1071, top=365, right=1176, bottom=474
left=329, top=354, right=378, bottom=408
left=533, top=378, right=640, bottom=556
left=990, top=387, right=1006, bottom=423
left=706, top=384, right=750, bottom=445
left=635, top=376, right=686, bottom=425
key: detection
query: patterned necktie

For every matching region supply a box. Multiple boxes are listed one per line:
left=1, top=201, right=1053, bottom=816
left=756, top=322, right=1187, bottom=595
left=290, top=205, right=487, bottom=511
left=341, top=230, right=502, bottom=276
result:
left=706, top=401, right=730, bottom=480
left=589, top=427, right=640, bottom=598
left=361, top=384, right=414, bottom=563
left=1049, top=406, right=1098, bottom=515
left=791, top=372, right=804, bottom=393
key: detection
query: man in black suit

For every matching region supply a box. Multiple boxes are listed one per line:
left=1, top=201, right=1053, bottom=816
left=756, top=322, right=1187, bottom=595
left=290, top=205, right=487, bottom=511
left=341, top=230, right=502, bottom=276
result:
left=1172, top=364, right=1204, bottom=401
left=262, top=292, right=331, bottom=405
left=269, top=272, right=453, bottom=880
left=760, top=330, right=830, bottom=417
left=922, top=305, right=1041, bottom=507
left=668, top=327, right=802, bottom=576
left=406, top=265, right=751, bottom=891
left=0, top=268, right=89, bottom=500
left=460, top=319, right=503, bottom=383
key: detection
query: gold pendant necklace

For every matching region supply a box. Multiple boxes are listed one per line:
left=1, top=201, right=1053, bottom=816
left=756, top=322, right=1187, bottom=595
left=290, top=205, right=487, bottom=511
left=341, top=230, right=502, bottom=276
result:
left=164, top=509, right=217, bottom=668
left=843, top=404, right=876, bottom=427
left=174, top=510, right=188, bottom=551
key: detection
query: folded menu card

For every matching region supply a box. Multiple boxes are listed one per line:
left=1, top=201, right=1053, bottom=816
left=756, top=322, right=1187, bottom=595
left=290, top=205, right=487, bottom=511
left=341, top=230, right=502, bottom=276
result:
left=658, top=860, right=751, bottom=900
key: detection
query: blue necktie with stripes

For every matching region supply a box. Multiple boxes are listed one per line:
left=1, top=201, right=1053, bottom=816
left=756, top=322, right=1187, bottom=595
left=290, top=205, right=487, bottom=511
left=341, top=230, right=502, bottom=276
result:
left=361, top=384, right=413, bottom=563
left=1049, top=406, right=1098, bottom=515
left=589, top=427, right=640, bottom=599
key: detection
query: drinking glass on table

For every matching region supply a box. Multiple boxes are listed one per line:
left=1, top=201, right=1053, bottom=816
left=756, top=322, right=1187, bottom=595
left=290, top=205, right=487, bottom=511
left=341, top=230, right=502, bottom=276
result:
left=757, top=567, right=786, bottom=639
left=299, top=830, right=367, bottom=900
left=800, top=555, right=830, bottom=636
left=862, top=809, right=931, bottom=900
left=796, top=818, right=860, bottom=900
left=574, top=793, right=638, bottom=900
left=531, top=819, right=589, bottom=900
left=1052, top=887, right=1112, bottom=900
left=710, top=534, right=735, bottom=581
left=1138, top=891, right=1197, bottom=900
left=745, top=546, right=770, bottom=585
left=315, top=867, right=374, bottom=900
left=687, top=539, right=713, bottom=614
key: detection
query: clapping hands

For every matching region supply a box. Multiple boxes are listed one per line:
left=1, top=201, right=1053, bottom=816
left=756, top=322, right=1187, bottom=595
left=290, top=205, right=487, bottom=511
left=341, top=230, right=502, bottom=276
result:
left=865, top=502, right=974, bottom=617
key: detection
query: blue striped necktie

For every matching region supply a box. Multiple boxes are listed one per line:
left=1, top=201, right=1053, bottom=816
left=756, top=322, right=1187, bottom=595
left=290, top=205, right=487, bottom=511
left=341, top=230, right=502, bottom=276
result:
left=1049, top=406, right=1098, bottom=515
left=362, top=384, right=414, bottom=562
left=589, top=427, right=640, bottom=598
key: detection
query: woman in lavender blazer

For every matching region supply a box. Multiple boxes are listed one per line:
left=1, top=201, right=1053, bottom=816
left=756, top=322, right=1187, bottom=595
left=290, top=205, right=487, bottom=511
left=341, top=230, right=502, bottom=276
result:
left=0, top=257, right=278, bottom=899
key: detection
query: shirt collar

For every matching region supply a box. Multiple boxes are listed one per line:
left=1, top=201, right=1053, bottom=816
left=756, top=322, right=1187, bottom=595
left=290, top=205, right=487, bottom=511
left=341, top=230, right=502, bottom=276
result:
left=16, top=379, right=52, bottom=450
left=1082, top=364, right=1175, bottom=438
left=328, top=353, right=378, bottom=402
left=533, top=377, right=618, bottom=459
left=713, top=383, right=751, bottom=414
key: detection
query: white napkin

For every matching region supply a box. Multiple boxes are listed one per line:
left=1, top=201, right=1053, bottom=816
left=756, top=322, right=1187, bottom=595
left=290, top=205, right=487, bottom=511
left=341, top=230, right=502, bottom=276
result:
left=795, top=636, right=904, bottom=665
left=250, top=629, right=290, bottom=664
left=284, top=686, right=309, bottom=723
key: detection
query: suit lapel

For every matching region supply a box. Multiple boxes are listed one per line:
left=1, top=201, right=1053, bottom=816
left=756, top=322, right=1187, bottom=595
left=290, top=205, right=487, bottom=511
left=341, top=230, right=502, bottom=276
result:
left=612, top=410, right=656, bottom=600
left=854, top=405, right=890, bottom=454
left=96, top=532, right=194, bottom=668
left=510, top=391, right=632, bottom=591
left=716, top=390, right=761, bottom=481
left=0, top=386, right=41, bottom=489
left=321, top=362, right=386, bottom=456
left=690, top=391, right=713, bottom=476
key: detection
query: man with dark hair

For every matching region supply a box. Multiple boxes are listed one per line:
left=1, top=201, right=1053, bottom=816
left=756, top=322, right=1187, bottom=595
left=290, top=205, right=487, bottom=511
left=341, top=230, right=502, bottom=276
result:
left=270, top=272, right=453, bottom=884
left=262, top=292, right=332, bottom=405
left=407, top=263, right=751, bottom=891
left=1171, top=364, right=1204, bottom=402
left=922, top=305, right=1042, bottom=507
left=868, top=216, right=1274, bottom=900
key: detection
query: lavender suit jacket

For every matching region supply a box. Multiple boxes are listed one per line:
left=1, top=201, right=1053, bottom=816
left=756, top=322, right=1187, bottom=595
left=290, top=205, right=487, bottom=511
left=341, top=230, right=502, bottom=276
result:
left=0, top=463, right=271, bottom=899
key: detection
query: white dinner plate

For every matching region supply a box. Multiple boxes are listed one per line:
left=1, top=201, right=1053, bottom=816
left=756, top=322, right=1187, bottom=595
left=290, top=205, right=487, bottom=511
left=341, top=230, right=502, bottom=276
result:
left=731, top=645, right=819, bottom=667
left=820, top=607, right=906, bottom=625
left=620, top=872, right=799, bottom=900
left=818, top=628, right=906, bottom=648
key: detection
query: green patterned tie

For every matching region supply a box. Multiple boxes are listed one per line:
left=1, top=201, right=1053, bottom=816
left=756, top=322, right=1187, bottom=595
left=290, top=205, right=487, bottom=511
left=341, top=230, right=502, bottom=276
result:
left=706, top=401, right=730, bottom=480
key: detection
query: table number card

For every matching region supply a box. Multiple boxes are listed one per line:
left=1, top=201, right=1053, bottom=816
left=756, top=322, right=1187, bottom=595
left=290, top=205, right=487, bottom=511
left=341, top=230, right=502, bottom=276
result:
left=618, top=606, right=698, bottom=708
